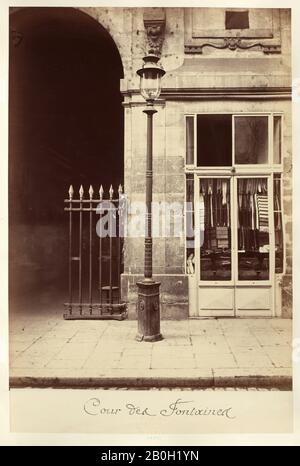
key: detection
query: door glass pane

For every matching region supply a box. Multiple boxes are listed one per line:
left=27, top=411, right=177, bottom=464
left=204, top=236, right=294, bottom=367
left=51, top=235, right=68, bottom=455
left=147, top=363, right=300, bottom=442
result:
left=186, top=116, right=194, bottom=165
left=200, top=178, right=231, bottom=280
left=237, top=178, right=269, bottom=280
left=235, top=116, right=268, bottom=164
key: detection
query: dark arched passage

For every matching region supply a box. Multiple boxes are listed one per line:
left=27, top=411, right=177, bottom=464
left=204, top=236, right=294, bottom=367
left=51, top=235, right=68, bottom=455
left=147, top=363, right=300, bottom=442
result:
left=9, top=7, right=124, bottom=313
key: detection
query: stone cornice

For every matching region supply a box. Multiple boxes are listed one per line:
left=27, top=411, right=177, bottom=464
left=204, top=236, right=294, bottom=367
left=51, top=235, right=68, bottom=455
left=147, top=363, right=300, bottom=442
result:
left=122, top=87, right=292, bottom=102
left=161, top=87, right=291, bottom=100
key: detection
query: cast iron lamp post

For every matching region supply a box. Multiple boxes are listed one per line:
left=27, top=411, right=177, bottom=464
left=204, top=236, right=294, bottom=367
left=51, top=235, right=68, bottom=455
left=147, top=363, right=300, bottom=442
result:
left=135, top=54, right=165, bottom=342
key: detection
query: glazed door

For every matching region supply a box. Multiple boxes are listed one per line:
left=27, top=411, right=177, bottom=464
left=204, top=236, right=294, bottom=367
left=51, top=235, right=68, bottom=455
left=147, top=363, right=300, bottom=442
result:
left=196, top=175, right=274, bottom=316
left=234, top=176, right=274, bottom=316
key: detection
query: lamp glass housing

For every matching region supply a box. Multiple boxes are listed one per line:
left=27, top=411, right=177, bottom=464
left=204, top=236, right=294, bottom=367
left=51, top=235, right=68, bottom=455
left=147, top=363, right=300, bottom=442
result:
left=139, top=69, right=162, bottom=101
left=137, top=54, right=165, bottom=102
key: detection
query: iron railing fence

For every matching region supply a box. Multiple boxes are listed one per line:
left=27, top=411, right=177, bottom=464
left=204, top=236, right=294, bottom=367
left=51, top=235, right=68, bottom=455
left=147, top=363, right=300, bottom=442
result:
left=63, top=184, right=127, bottom=320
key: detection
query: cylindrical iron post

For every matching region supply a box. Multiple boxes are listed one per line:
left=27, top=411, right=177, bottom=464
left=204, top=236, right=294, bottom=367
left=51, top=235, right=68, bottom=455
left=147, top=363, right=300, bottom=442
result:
left=136, top=105, right=162, bottom=342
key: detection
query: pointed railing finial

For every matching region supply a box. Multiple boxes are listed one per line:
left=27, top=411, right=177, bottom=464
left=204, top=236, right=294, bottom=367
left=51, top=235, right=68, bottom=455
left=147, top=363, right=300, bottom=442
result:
left=89, top=185, right=94, bottom=200
left=79, top=185, right=84, bottom=200
left=99, top=184, right=104, bottom=200
left=68, top=184, right=74, bottom=200
left=118, top=184, right=123, bottom=196
left=109, top=184, right=114, bottom=199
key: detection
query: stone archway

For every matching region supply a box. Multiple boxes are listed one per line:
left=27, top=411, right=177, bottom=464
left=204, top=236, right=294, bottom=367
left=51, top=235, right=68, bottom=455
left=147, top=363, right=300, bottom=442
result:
left=9, top=7, right=124, bottom=313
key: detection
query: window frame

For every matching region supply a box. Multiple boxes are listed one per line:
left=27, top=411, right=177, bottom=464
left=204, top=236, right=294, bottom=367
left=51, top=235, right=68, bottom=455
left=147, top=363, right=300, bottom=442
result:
left=184, top=114, right=197, bottom=167
left=233, top=114, right=270, bottom=167
left=225, top=9, right=249, bottom=30
left=184, top=112, right=285, bottom=277
left=184, top=172, right=196, bottom=275
left=185, top=112, right=284, bottom=173
left=272, top=113, right=284, bottom=167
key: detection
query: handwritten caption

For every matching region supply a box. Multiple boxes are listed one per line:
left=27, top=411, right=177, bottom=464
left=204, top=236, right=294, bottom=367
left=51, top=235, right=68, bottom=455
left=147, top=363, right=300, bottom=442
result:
left=84, top=398, right=235, bottom=419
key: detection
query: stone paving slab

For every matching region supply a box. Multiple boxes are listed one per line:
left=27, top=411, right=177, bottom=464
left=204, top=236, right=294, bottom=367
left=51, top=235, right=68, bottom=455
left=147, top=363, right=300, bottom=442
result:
left=9, top=314, right=292, bottom=389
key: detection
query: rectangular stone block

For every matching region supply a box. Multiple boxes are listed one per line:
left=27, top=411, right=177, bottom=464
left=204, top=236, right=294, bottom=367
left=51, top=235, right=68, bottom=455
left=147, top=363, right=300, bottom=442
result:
left=166, top=156, right=184, bottom=173
left=282, top=274, right=292, bottom=318
left=166, top=174, right=185, bottom=194
left=165, top=237, right=185, bottom=269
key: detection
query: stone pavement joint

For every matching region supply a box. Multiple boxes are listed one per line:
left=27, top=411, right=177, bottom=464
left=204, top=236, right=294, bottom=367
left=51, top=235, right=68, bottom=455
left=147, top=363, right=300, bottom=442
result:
left=9, top=314, right=292, bottom=389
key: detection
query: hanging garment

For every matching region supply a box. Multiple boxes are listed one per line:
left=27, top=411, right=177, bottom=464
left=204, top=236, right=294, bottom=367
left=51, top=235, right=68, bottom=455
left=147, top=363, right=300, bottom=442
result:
left=276, top=211, right=282, bottom=230
left=255, top=194, right=269, bottom=232
left=222, top=181, right=227, bottom=206
left=250, top=195, right=255, bottom=230
left=274, top=192, right=282, bottom=230
left=186, top=253, right=195, bottom=274
left=199, top=193, right=205, bottom=246
left=208, top=184, right=213, bottom=227
left=258, top=181, right=262, bottom=193
left=238, top=194, right=242, bottom=229
left=226, top=193, right=230, bottom=227
left=274, top=193, right=281, bottom=211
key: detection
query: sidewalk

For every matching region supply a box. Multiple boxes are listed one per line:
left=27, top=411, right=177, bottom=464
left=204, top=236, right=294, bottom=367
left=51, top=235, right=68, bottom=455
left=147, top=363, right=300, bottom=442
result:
left=9, top=313, right=292, bottom=389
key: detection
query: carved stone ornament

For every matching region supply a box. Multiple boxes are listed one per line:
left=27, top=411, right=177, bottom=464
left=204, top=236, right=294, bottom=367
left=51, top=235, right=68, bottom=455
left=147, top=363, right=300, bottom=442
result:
left=185, top=37, right=281, bottom=55
left=143, top=8, right=166, bottom=56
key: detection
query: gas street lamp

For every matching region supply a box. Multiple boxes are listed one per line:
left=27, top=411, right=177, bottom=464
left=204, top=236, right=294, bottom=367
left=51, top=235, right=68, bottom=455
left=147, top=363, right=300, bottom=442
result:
left=136, top=54, right=165, bottom=342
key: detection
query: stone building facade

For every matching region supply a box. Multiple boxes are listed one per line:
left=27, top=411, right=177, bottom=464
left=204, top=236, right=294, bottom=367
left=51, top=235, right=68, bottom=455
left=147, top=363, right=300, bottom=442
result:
left=95, top=6, right=291, bottom=320
left=10, top=7, right=292, bottom=319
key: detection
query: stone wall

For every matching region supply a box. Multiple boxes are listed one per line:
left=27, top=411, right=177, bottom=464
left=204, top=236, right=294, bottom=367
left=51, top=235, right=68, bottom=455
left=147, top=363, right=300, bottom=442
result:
left=121, top=98, right=292, bottom=319
left=79, top=8, right=291, bottom=92
left=11, top=6, right=291, bottom=318
left=115, top=7, right=292, bottom=319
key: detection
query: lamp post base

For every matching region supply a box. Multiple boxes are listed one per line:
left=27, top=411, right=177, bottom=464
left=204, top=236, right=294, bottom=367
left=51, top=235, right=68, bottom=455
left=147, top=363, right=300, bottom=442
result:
left=136, top=280, right=163, bottom=342
left=135, top=332, right=163, bottom=343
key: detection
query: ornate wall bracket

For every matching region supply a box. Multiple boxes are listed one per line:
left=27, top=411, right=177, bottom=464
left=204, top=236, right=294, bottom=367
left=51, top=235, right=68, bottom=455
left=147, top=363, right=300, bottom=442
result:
left=143, top=8, right=166, bottom=56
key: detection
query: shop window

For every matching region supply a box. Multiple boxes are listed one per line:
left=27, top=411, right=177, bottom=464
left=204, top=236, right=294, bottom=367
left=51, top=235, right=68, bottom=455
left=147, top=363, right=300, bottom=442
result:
left=185, top=174, right=195, bottom=274
left=225, top=10, right=249, bottom=30
left=234, top=116, right=268, bottom=164
left=274, top=174, right=284, bottom=273
left=237, top=178, right=269, bottom=281
left=199, top=178, right=231, bottom=281
left=197, top=114, right=232, bottom=167
left=187, top=113, right=280, bottom=168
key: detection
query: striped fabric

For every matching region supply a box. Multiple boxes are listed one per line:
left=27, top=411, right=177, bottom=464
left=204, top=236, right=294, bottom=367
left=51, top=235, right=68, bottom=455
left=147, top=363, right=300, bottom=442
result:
left=255, top=194, right=269, bottom=232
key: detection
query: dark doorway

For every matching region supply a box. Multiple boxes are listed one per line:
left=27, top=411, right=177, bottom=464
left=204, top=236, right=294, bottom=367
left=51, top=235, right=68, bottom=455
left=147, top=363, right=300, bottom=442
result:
left=9, top=7, right=124, bottom=314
